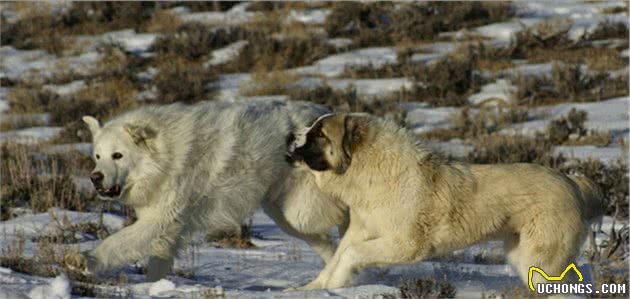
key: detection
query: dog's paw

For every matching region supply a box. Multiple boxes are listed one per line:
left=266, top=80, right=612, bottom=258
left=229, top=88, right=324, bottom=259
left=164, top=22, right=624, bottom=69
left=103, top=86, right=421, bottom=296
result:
left=285, top=281, right=324, bottom=291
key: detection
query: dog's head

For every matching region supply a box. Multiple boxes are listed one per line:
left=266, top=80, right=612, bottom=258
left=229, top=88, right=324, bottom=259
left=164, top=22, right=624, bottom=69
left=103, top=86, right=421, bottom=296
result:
left=83, top=115, right=157, bottom=199
left=289, top=113, right=369, bottom=175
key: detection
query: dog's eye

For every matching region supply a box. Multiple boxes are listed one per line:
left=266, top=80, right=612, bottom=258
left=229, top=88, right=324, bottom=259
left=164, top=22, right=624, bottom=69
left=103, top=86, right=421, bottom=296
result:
left=96, top=154, right=100, bottom=160
left=316, top=131, right=325, bottom=138
left=112, top=152, right=123, bottom=160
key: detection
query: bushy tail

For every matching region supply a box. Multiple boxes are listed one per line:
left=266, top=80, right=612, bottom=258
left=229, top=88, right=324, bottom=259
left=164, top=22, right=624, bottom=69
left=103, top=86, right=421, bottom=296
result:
left=570, top=175, right=605, bottom=223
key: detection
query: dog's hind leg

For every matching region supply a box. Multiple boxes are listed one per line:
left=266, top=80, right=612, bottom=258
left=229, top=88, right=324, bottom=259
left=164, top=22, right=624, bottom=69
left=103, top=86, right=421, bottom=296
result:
left=262, top=202, right=336, bottom=263
left=510, top=221, right=587, bottom=293
left=147, top=256, right=174, bottom=282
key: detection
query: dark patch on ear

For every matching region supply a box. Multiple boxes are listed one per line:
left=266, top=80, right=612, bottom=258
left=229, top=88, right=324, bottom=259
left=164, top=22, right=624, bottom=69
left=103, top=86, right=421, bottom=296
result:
left=124, top=124, right=157, bottom=148
left=285, top=132, right=296, bottom=164
left=342, top=115, right=368, bottom=161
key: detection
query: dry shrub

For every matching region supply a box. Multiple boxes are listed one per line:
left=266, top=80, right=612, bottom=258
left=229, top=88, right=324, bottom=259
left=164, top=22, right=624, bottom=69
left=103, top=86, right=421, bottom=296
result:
left=5, top=85, right=57, bottom=114
left=154, top=57, right=216, bottom=104
left=240, top=69, right=296, bottom=96
left=53, top=78, right=137, bottom=124
left=399, top=278, right=457, bottom=299
left=153, top=13, right=333, bottom=72
left=289, top=85, right=407, bottom=126
left=587, top=20, right=629, bottom=41
left=389, top=2, right=513, bottom=44
left=423, top=106, right=529, bottom=141
left=562, top=159, right=628, bottom=219
left=547, top=108, right=587, bottom=144
left=152, top=24, right=248, bottom=61
left=2, top=2, right=158, bottom=54
left=146, top=8, right=182, bottom=33
left=34, top=215, right=110, bottom=244
left=516, top=62, right=628, bottom=106
left=47, top=78, right=138, bottom=143
left=0, top=143, right=93, bottom=220
left=324, top=2, right=393, bottom=47
left=341, top=63, right=408, bottom=79
left=406, top=47, right=482, bottom=107
left=206, top=224, right=256, bottom=249
left=325, top=2, right=513, bottom=47
left=1, top=233, right=99, bottom=296
left=185, top=1, right=242, bottom=12
left=465, top=135, right=561, bottom=166
left=96, top=42, right=148, bottom=81
left=0, top=3, right=70, bottom=55
left=504, top=19, right=577, bottom=60
left=231, top=34, right=336, bottom=72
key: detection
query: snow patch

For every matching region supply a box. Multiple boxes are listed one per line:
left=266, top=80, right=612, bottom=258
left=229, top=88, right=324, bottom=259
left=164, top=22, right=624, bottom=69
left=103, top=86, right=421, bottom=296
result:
left=43, top=80, right=86, bottom=97
left=293, top=47, right=398, bottom=77
left=175, top=3, right=256, bottom=26
left=406, top=103, right=458, bottom=134
left=101, top=29, right=158, bottom=54
left=148, top=279, right=176, bottom=297
left=28, top=275, right=70, bottom=299
left=554, top=145, right=625, bottom=165
left=0, top=127, right=63, bottom=144
left=204, top=40, right=248, bottom=67
left=468, top=79, right=517, bottom=107
left=286, top=9, right=330, bottom=25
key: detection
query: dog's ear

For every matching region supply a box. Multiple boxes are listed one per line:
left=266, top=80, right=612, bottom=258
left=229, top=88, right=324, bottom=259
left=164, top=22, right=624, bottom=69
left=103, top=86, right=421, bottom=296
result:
left=82, top=116, right=100, bottom=135
left=342, top=115, right=368, bottom=160
left=124, top=123, right=157, bottom=147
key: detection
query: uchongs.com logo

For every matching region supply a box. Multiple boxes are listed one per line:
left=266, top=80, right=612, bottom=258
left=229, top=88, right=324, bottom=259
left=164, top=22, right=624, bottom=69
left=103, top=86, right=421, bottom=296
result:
left=528, top=263, right=627, bottom=295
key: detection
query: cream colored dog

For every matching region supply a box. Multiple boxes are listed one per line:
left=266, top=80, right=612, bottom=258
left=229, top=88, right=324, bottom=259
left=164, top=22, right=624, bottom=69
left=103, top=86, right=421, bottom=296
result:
left=289, top=113, right=604, bottom=290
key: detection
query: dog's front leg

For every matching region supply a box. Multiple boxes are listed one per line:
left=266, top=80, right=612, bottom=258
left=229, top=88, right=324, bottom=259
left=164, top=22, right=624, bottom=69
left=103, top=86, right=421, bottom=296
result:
left=291, top=211, right=362, bottom=290
left=87, top=216, right=182, bottom=274
left=323, top=237, right=421, bottom=289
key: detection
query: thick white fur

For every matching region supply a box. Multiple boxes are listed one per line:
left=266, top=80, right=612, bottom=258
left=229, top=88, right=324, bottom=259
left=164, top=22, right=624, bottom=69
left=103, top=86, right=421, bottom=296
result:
left=83, top=100, right=347, bottom=281
left=296, top=114, right=604, bottom=290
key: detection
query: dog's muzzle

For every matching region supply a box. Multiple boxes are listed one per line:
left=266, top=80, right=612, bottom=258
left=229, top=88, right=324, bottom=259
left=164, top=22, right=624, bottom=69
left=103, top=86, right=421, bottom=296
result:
left=96, top=184, right=122, bottom=198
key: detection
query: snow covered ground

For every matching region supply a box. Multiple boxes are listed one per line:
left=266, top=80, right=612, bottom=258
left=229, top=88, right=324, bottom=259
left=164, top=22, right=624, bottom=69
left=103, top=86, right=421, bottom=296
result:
left=0, top=1, right=628, bottom=298
left=1, top=208, right=621, bottom=298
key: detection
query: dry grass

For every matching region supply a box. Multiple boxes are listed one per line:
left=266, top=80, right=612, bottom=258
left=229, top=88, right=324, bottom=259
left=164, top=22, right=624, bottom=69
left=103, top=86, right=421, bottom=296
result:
left=422, top=106, right=529, bottom=141
left=289, top=85, right=407, bottom=126
left=230, top=34, right=335, bottom=72
left=152, top=24, right=247, bottom=61
left=154, top=56, right=216, bottom=104
left=325, top=2, right=513, bottom=47
left=240, top=69, right=296, bottom=96
left=2, top=2, right=160, bottom=55
left=399, top=278, right=457, bottom=299
left=146, top=8, right=182, bottom=33
left=0, top=142, right=94, bottom=220
left=405, top=47, right=483, bottom=107
left=587, top=20, right=629, bottom=41
left=562, top=159, right=628, bottom=219
left=34, top=214, right=110, bottom=244
left=5, top=84, right=56, bottom=114
left=546, top=108, right=611, bottom=146
left=465, top=135, right=561, bottom=166
left=515, top=62, right=628, bottom=106
left=206, top=224, right=257, bottom=249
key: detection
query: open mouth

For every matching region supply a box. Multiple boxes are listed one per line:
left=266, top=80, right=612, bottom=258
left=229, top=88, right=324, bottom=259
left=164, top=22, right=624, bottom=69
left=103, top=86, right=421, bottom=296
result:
left=96, top=184, right=122, bottom=198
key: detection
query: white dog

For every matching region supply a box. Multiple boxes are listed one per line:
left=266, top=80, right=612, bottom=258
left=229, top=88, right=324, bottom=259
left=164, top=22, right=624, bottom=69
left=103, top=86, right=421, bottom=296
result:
left=289, top=113, right=604, bottom=290
left=78, top=100, right=347, bottom=281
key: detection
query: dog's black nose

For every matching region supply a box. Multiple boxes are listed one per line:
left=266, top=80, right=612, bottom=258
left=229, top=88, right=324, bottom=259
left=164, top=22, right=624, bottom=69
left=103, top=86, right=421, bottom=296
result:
left=90, top=171, right=104, bottom=185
